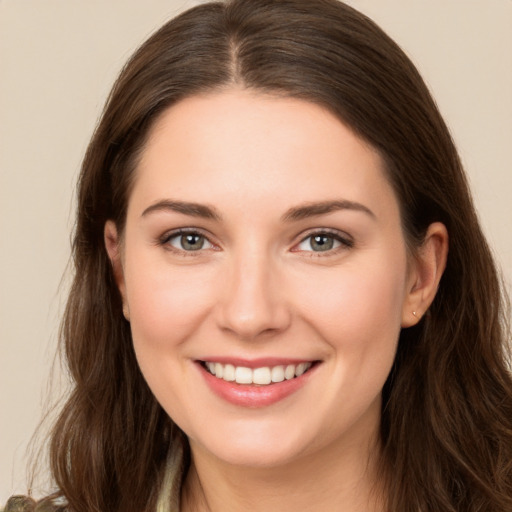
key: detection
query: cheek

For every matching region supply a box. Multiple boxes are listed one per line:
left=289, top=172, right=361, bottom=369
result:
left=293, top=256, right=406, bottom=421
left=290, top=250, right=407, bottom=382
left=295, top=261, right=406, bottom=334
left=124, top=256, right=218, bottom=352
left=124, top=259, right=220, bottom=422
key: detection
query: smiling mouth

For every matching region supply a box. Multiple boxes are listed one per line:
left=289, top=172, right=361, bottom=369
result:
left=200, top=361, right=315, bottom=386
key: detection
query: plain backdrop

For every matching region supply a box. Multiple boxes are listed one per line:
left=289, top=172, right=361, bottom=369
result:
left=1, top=0, right=511, bottom=503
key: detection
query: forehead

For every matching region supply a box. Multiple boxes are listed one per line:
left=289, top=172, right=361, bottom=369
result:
left=130, top=89, right=398, bottom=221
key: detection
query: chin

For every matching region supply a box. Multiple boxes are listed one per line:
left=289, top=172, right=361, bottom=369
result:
left=187, top=417, right=323, bottom=469
left=202, top=441, right=305, bottom=469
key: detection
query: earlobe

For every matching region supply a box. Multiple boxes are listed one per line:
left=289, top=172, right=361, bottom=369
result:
left=401, top=222, right=448, bottom=327
left=104, top=221, right=130, bottom=321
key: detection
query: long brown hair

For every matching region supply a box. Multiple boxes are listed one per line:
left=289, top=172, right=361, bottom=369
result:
left=9, top=0, right=512, bottom=510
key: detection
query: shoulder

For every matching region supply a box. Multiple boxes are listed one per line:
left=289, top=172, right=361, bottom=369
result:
left=2, top=496, right=35, bottom=512
left=2, top=496, right=65, bottom=512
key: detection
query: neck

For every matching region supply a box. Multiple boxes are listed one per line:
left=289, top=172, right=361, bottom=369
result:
left=181, top=427, right=385, bottom=512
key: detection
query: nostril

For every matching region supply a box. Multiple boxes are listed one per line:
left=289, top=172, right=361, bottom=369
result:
left=215, top=260, right=292, bottom=339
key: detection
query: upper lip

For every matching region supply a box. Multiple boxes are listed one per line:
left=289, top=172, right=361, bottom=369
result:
left=197, top=357, right=318, bottom=369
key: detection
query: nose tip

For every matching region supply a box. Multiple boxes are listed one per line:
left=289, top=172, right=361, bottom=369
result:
left=221, top=308, right=285, bottom=340
left=216, top=258, right=291, bottom=340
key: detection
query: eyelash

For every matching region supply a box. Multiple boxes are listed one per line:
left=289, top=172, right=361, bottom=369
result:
left=293, top=229, right=354, bottom=255
left=158, top=228, right=216, bottom=255
left=157, top=228, right=354, bottom=255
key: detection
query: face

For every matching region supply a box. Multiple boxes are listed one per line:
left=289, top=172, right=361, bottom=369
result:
left=106, top=89, right=418, bottom=469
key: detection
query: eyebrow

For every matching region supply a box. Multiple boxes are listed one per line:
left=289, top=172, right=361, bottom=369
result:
left=281, top=200, right=376, bottom=222
left=140, top=198, right=375, bottom=222
left=141, top=200, right=221, bottom=220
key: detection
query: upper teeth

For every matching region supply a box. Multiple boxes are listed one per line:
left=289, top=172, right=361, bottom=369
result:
left=205, top=362, right=312, bottom=385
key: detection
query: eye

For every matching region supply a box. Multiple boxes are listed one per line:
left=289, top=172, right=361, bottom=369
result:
left=163, top=230, right=214, bottom=252
left=295, top=231, right=352, bottom=253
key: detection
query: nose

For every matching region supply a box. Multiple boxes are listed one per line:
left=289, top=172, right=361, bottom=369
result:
left=216, top=250, right=292, bottom=340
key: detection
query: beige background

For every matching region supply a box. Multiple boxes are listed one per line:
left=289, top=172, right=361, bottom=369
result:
left=1, top=0, right=511, bottom=503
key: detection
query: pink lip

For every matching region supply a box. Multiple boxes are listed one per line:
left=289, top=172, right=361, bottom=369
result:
left=199, top=357, right=313, bottom=369
left=196, top=360, right=318, bottom=408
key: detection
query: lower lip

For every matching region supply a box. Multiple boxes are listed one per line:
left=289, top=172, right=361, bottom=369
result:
left=197, top=362, right=317, bottom=408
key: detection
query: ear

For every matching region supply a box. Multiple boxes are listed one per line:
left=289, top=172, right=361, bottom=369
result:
left=104, top=220, right=130, bottom=321
left=401, top=222, right=448, bottom=327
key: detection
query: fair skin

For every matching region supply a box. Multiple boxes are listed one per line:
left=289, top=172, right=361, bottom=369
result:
left=105, top=89, right=447, bottom=512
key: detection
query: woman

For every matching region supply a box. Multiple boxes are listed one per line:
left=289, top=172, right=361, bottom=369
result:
left=5, top=0, right=512, bottom=510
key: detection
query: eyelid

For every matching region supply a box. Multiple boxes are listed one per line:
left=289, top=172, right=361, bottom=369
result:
left=156, top=226, right=353, bottom=255
left=158, top=227, right=218, bottom=252
left=291, top=228, right=354, bottom=253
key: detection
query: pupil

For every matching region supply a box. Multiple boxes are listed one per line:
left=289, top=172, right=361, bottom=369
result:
left=182, top=234, right=203, bottom=251
left=312, top=235, right=333, bottom=251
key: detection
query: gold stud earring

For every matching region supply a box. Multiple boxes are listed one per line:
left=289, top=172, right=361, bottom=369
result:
left=412, top=311, right=418, bottom=318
